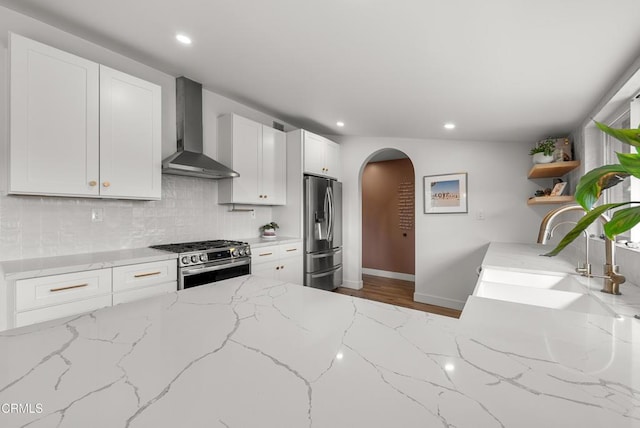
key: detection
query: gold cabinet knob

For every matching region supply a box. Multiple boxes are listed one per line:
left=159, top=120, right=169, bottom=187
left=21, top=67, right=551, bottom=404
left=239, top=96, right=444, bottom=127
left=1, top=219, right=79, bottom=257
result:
left=280, top=265, right=284, bottom=269
left=276, top=266, right=280, bottom=270
left=103, top=181, right=110, bottom=188
left=89, top=180, right=97, bottom=187
left=264, top=195, right=268, bottom=199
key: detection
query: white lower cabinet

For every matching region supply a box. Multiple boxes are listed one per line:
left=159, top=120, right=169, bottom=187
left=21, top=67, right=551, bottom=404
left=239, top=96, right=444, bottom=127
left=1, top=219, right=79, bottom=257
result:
left=11, top=259, right=178, bottom=329
left=252, top=241, right=303, bottom=285
left=15, top=268, right=112, bottom=328
left=112, top=260, right=177, bottom=305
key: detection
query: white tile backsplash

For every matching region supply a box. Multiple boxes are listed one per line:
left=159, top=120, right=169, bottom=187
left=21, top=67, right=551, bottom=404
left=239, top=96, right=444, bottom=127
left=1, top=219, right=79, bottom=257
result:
left=0, top=175, right=274, bottom=261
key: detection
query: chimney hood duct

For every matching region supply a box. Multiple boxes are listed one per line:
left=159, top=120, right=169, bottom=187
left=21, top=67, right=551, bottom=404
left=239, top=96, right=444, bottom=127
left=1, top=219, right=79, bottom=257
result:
left=162, top=76, right=239, bottom=179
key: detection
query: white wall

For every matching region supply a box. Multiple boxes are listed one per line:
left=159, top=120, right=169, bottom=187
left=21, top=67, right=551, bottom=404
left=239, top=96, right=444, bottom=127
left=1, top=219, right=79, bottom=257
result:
left=336, top=136, right=548, bottom=309
left=0, top=6, right=293, bottom=261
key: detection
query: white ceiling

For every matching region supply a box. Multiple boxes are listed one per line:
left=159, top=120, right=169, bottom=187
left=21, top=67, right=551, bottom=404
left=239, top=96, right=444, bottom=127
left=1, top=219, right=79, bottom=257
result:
left=3, top=0, right=640, bottom=143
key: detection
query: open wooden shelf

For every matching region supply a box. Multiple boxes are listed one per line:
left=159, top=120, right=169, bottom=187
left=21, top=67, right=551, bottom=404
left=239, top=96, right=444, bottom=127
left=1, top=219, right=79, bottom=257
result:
left=527, top=195, right=575, bottom=205
left=527, top=160, right=580, bottom=179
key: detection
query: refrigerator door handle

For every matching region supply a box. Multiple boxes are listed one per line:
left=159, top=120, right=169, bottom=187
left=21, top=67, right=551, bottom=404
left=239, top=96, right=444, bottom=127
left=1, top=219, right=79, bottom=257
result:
left=323, top=186, right=331, bottom=242
left=309, top=248, right=342, bottom=258
left=327, top=186, right=333, bottom=242
left=310, top=266, right=341, bottom=279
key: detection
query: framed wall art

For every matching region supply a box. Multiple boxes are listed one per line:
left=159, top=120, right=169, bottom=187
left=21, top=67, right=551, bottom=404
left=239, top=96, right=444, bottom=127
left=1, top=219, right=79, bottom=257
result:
left=423, top=172, right=468, bottom=214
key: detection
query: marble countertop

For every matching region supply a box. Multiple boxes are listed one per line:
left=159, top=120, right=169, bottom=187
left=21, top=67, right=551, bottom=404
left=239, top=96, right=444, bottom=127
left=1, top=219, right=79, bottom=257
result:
left=243, top=236, right=301, bottom=248
left=0, top=248, right=178, bottom=281
left=0, top=238, right=301, bottom=281
left=1, top=250, right=639, bottom=427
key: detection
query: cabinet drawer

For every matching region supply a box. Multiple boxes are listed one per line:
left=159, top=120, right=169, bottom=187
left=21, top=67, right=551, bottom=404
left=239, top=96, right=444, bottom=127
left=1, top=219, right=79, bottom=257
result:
left=112, top=260, right=177, bottom=292
left=279, top=241, right=303, bottom=259
left=252, top=245, right=280, bottom=265
left=113, top=281, right=176, bottom=306
left=16, top=269, right=112, bottom=311
left=15, top=295, right=112, bottom=328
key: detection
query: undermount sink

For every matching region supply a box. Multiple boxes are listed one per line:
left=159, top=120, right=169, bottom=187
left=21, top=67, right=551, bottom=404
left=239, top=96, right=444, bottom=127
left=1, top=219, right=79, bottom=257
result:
left=474, top=268, right=615, bottom=317
left=480, top=268, right=587, bottom=293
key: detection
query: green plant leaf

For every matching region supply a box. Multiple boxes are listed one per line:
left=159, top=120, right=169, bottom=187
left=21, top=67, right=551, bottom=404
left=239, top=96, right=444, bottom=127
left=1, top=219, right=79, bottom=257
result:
left=543, top=203, right=628, bottom=256
left=575, top=165, right=630, bottom=210
left=595, top=121, right=640, bottom=148
left=603, top=204, right=640, bottom=238
left=617, top=152, right=640, bottom=179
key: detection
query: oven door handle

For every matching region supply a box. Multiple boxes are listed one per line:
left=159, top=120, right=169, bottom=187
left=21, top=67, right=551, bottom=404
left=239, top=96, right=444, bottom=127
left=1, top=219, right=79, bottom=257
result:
left=181, top=258, right=251, bottom=276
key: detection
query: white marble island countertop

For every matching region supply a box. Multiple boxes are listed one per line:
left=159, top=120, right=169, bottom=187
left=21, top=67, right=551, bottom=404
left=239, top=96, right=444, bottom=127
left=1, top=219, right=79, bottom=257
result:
left=1, top=268, right=639, bottom=427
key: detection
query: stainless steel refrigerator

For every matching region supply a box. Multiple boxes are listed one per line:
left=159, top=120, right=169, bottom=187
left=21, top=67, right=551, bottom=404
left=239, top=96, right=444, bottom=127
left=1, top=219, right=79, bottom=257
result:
left=304, top=175, right=343, bottom=290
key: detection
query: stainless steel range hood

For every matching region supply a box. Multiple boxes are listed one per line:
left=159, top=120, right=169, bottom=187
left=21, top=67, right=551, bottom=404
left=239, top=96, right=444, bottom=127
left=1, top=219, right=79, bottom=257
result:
left=162, top=76, right=239, bottom=179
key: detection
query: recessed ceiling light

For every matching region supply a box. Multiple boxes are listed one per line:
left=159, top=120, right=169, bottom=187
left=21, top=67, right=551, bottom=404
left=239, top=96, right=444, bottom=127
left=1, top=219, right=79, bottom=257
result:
left=336, top=121, right=345, bottom=127
left=444, top=122, right=456, bottom=130
left=176, top=34, right=192, bottom=45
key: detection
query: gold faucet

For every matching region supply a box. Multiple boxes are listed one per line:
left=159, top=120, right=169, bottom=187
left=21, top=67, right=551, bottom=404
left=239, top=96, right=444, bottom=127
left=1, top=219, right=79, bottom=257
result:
left=537, top=204, right=625, bottom=295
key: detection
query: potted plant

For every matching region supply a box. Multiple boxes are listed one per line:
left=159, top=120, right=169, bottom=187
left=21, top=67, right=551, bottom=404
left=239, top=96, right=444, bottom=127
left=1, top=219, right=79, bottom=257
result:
left=529, top=138, right=556, bottom=164
left=260, top=222, right=279, bottom=239
left=545, top=121, right=640, bottom=256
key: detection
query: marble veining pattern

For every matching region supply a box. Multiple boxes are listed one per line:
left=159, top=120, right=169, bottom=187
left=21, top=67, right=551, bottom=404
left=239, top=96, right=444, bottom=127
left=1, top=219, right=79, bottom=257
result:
left=0, top=273, right=638, bottom=428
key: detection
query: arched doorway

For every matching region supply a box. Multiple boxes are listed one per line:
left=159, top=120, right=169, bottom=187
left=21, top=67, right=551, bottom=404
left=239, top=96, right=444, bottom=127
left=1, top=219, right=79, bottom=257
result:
left=361, top=149, right=415, bottom=299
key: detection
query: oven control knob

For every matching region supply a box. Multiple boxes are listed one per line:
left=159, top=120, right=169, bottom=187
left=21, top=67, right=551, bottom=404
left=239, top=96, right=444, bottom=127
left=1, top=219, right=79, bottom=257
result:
left=245, top=247, right=251, bottom=256
left=181, top=256, right=189, bottom=265
left=238, top=248, right=245, bottom=256
left=199, top=254, right=207, bottom=262
left=231, top=249, right=239, bottom=257
left=191, top=255, right=199, bottom=263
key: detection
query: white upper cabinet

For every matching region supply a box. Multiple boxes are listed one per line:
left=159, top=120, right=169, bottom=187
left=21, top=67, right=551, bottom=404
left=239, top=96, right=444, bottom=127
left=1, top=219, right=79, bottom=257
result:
left=261, top=126, right=287, bottom=204
left=99, top=65, right=162, bottom=199
left=303, top=131, right=340, bottom=179
left=9, top=33, right=100, bottom=196
left=218, top=114, right=286, bottom=205
left=9, top=33, right=162, bottom=200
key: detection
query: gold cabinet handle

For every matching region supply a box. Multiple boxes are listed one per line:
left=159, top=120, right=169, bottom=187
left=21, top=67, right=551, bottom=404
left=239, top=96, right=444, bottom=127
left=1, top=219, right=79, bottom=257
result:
left=285, top=248, right=297, bottom=252
left=103, top=181, right=111, bottom=188
left=50, top=283, right=88, bottom=292
left=89, top=180, right=97, bottom=187
left=259, top=252, right=273, bottom=256
left=134, top=271, right=161, bottom=278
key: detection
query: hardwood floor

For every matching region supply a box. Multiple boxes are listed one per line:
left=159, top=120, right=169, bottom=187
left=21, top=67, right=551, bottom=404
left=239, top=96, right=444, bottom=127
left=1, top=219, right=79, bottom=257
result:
left=335, top=274, right=462, bottom=318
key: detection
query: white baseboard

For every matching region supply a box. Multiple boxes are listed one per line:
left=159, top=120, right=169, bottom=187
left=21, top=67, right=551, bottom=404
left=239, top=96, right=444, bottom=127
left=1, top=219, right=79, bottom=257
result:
left=362, top=268, right=415, bottom=282
left=341, top=279, right=363, bottom=290
left=413, top=292, right=465, bottom=311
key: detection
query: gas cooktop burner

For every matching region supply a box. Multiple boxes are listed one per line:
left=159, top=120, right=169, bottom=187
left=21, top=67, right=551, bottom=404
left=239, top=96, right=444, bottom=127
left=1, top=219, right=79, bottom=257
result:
left=150, top=240, right=247, bottom=253
left=150, top=240, right=251, bottom=267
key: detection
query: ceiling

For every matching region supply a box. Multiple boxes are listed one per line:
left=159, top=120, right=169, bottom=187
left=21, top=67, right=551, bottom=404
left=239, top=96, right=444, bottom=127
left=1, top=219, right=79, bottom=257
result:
left=3, top=0, right=640, bottom=143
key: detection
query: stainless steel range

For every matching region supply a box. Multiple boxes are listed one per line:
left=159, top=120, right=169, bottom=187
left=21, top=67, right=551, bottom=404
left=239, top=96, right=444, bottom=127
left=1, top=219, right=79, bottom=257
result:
left=150, top=240, right=251, bottom=290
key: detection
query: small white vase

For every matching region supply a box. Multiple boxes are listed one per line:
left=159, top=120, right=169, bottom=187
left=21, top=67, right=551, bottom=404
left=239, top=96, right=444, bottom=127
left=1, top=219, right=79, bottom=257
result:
left=532, top=153, right=554, bottom=164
